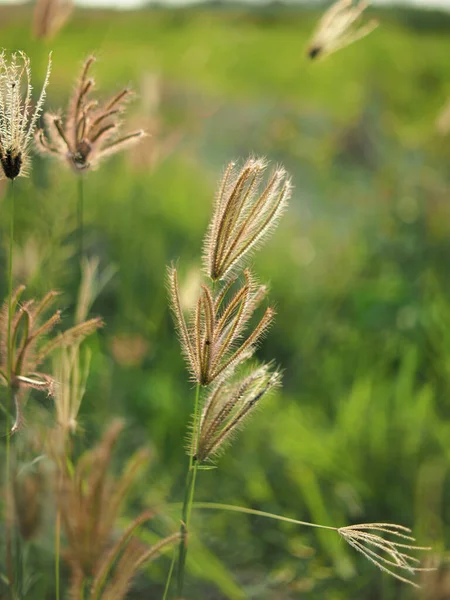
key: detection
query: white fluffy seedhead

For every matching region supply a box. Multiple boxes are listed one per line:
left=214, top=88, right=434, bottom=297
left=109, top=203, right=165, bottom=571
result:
left=0, top=51, right=51, bottom=179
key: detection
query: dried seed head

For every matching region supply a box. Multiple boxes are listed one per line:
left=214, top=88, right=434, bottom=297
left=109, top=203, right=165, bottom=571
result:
left=56, top=420, right=175, bottom=598
left=0, top=51, right=51, bottom=180
left=33, top=0, right=73, bottom=41
left=307, top=0, right=378, bottom=60
left=35, top=56, right=144, bottom=172
left=338, top=523, right=434, bottom=587
left=194, top=364, right=281, bottom=463
left=204, top=157, right=291, bottom=282
left=0, top=286, right=103, bottom=433
left=169, top=267, right=274, bottom=386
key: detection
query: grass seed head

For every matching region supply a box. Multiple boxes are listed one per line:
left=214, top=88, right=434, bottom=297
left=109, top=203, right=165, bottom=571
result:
left=33, top=0, right=73, bottom=41
left=169, top=267, right=274, bottom=386
left=35, top=56, right=144, bottom=172
left=204, top=157, right=291, bottom=282
left=0, top=51, right=51, bottom=180
left=338, top=522, right=434, bottom=587
left=194, top=364, right=281, bottom=462
left=307, top=0, right=378, bottom=60
left=0, top=286, right=103, bottom=433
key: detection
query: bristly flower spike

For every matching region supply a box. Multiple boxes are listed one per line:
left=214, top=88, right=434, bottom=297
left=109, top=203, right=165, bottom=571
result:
left=307, top=0, right=378, bottom=60
left=0, top=51, right=52, bottom=180
left=339, top=523, right=434, bottom=587
left=194, top=364, right=281, bottom=463
left=33, top=0, right=73, bottom=41
left=0, top=286, right=102, bottom=433
left=169, top=267, right=274, bottom=386
left=204, top=157, right=292, bottom=282
left=35, top=56, right=145, bottom=172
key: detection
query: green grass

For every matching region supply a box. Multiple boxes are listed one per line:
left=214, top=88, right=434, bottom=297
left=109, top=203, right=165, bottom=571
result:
left=1, top=3, right=450, bottom=598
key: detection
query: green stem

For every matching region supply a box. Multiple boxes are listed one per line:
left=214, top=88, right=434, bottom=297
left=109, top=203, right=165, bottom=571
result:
left=176, top=384, right=201, bottom=597
left=77, top=175, right=84, bottom=263
left=190, top=503, right=338, bottom=532
left=162, top=547, right=177, bottom=600
left=5, top=180, right=15, bottom=596
left=55, top=511, right=60, bottom=600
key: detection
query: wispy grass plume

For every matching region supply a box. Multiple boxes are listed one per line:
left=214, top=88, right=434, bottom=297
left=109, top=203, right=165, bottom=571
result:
left=36, top=56, right=144, bottom=172
left=0, top=286, right=102, bottom=432
left=194, top=364, right=281, bottom=463
left=203, top=158, right=291, bottom=282
left=169, top=267, right=274, bottom=386
left=0, top=51, right=51, bottom=180
left=307, top=0, right=378, bottom=60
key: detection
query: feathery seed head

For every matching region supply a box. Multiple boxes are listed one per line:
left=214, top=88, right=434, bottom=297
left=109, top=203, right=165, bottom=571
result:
left=307, top=0, right=378, bottom=60
left=0, top=51, right=51, bottom=179
left=338, top=523, right=433, bottom=587
left=0, top=286, right=103, bottom=433
left=204, top=157, right=291, bottom=282
left=56, top=421, right=177, bottom=598
left=35, top=56, right=144, bottom=172
left=33, top=0, right=73, bottom=41
left=169, top=267, right=274, bottom=386
left=194, top=364, right=281, bottom=463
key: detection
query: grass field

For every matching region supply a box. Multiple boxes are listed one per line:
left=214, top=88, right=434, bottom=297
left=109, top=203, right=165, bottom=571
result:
left=1, top=2, right=450, bottom=598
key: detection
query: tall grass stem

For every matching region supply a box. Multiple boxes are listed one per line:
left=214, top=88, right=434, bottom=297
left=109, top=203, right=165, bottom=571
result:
left=176, top=383, right=201, bottom=597
left=5, top=180, right=15, bottom=596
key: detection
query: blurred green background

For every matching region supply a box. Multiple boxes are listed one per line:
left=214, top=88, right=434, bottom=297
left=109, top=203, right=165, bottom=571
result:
left=2, top=2, right=450, bottom=598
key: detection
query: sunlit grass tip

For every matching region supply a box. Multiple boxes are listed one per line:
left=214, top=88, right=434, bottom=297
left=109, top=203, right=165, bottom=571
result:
left=203, top=157, right=291, bottom=282
left=307, top=0, right=378, bottom=60
left=168, top=266, right=274, bottom=386
left=0, top=50, right=52, bottom=180
left=35, top=55, right=145, bottom=172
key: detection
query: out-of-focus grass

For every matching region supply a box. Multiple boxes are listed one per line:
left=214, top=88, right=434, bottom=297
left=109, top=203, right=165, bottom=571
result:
left=1, top=4, right=450, bottom=598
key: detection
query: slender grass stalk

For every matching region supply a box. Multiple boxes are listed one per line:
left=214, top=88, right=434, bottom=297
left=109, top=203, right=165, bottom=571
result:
left=162, top=548, right=176, bottom=600
left=191, top=502, right=338, bottom=531
left=5, top=180, right=15, bottom=597
left=55, top=511, right=61, bottom=600
left=176, top=383, right=201, bottom=597
left=77, top=175, right=84, bottom=262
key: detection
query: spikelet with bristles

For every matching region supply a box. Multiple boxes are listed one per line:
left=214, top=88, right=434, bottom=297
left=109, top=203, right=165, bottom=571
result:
left=0, top=286, right=102, bottom=433
left=33, top=0, right=73, bottom=41
left=306, top=0, right=378, bottom=60
left=56, top=420, right=177, bottom=599
left=194, top=364, right=281, bottom=463
left=203, top=157, right=291, bottom=282
left=0, top=51, right=51, bottom=179
left=35, top=56, right=144, bottom=172
left=168, top=267, right=274, bottom=386
left=338, top=523, right=433, bottom=587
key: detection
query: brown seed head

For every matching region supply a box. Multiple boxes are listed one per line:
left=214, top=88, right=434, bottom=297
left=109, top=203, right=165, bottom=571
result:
left=169, top=268, right=274, bottom=386
left=194, top=364, right=281, bottom=463
left=56, top=421, right=177, bottom=598
left=204, top=157, right=291, bottom=282
left=0, top=286, right=103, bottom=433
left=35, top=56, right=145, bottom=172
left=33, top=0, right=73, bottom=41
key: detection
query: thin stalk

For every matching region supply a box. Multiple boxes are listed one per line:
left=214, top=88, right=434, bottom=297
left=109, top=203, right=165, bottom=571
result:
left=55, top=511, right=61, bottom=600
left=77, top=175, right=84, bottom=262
left=5, top=180, right=15, bottom=596
left=162, top=548, right=176, bottom=600
left=176, top=384, right=201, bottom=597
left=191, top=502, right=338, bottom=532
